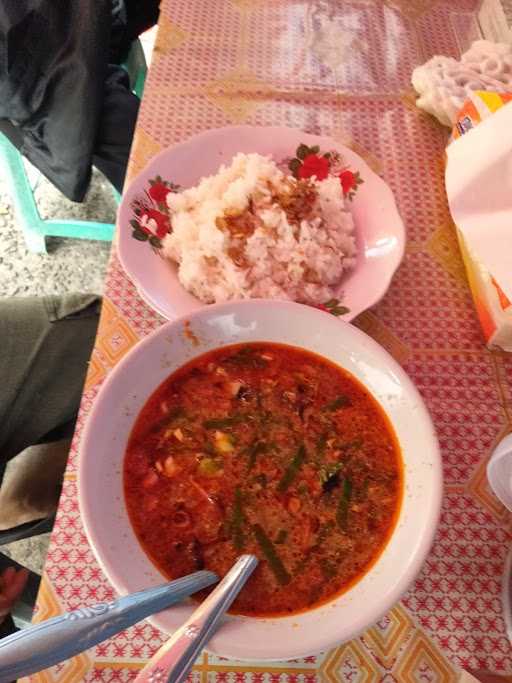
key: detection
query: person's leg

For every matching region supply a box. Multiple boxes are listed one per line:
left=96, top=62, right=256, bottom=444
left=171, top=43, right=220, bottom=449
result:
left=92, top=66, right=139, bottom=193
left=0, top=439, right=71, bottom=532
left=0, top=294, right=101, bottom=501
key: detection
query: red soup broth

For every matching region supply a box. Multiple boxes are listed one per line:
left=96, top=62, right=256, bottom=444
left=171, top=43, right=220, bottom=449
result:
left=124, top=342, right=403, bottom=617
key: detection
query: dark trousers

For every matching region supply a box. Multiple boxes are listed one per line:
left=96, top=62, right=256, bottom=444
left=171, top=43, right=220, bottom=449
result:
left=0, top=295, right=101, bottom=542
left=0, top=295, right=100, bottom=641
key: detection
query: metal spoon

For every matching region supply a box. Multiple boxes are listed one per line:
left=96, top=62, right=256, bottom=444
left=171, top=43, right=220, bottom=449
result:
left=0, top=570, right=218, bottom=682
left=135, top=554, right=258, bottom=683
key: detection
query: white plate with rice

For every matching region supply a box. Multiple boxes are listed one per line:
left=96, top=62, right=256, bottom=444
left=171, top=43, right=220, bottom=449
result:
left=117, top=126, right=405, bottom=321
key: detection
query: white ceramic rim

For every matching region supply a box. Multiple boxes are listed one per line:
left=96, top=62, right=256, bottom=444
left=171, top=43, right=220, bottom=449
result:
left=79, top=300, right=442, bottom=660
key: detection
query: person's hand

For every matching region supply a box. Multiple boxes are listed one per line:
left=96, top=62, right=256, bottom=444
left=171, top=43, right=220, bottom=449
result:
left=0, top=566, right=28, bottom=624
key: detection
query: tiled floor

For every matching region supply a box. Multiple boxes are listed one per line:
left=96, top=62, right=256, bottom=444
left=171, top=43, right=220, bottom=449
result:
left=0, top=170, right=113, bottom=298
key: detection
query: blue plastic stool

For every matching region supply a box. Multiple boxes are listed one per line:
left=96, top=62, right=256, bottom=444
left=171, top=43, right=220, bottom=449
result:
left=0, top=40, right=147, bottom=254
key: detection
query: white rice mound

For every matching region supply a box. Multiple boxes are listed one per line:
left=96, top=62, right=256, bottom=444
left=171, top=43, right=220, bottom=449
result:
left=163, top=152, right=356, bottom=305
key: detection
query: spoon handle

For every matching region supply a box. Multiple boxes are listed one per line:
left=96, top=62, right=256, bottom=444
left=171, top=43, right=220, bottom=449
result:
left=0, top=570, right=218, bottom=683
left=135, top=555, right=258, bottom=683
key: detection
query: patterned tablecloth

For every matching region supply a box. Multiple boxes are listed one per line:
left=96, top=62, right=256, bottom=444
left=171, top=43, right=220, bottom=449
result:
left=24, top=1, right=512, bottom=680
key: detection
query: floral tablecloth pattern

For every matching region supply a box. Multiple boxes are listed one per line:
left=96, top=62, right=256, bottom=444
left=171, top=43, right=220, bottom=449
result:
left=24, top=1, right=512, bottom=681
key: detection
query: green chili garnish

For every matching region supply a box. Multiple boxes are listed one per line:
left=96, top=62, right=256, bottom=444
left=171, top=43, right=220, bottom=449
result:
left=325, top=395, right=351, bottom=411
left=224, top=347, right=268, bottom=369
left=203, top=415, right=243, bottom=430
left=277, top=444, right=306, bottom=492
left=253, top=524, right=291, bottom=585
left=247, top=441, right=266, bottom=471
left=275, top=529, right=288, bottom=544
left=337, top=478, right=353, bottom=531
left=168, top=406, right=186, bottom=419
left=321, top=560, right=338, bottom=580
left=317, top=432, right=327, bottom=459
left=342, top=437, right=363, bottom=451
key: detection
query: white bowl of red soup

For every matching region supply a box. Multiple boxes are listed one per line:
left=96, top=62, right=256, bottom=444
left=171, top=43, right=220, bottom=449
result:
left=79, top=300, right=442, bottom=660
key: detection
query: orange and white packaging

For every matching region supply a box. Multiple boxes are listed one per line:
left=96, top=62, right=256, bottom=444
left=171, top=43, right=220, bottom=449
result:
left=446, top=90, right=512, bottom=351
